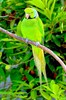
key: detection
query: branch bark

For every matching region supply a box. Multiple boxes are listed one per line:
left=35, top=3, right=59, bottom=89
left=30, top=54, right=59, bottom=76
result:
left=0, top=27, right=66, bottom=72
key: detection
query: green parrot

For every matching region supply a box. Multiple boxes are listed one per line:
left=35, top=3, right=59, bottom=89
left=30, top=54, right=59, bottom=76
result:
left=17, top=8, right=47, bottom=85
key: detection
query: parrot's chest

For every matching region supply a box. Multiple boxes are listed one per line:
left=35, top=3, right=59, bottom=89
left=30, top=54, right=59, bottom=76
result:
left=22, top=19, right=37, bottom=29
left=21, top=18, right=40, bottom=41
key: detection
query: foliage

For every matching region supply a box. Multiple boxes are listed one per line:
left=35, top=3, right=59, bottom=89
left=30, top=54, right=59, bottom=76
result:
left=40, top=80, right=66, bottom=100
left=0, top=0, right=66, bottom=99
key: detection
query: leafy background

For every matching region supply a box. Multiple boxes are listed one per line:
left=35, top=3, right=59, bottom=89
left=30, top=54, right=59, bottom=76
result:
left=0, top=0, right=66, bottom=99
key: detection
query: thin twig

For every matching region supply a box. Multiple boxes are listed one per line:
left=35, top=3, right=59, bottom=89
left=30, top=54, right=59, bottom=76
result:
left=0, top=27, right=66, bottom=72
left=0, top=15, right=8, bottom=18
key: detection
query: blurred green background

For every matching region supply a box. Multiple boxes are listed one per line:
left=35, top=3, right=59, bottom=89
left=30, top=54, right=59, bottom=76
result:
left=0, top=0, right=66, bottom=99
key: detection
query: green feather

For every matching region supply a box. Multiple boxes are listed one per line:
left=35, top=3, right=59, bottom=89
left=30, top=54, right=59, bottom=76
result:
left=17, top=8, right=47, bottom=86
left=17, top=20, right=22, bottom=37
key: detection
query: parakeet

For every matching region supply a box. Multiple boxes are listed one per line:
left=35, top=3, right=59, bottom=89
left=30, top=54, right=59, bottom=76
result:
left=17, top=8, right=47, bottom=85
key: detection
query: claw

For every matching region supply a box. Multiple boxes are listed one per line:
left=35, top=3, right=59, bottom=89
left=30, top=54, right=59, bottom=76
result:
left=25, top=39, right=28, bottom=43
left=36, top=42, right=40, bottom=46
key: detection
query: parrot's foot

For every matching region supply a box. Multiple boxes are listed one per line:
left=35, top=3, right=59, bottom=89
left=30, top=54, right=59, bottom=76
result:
left=25, top=38, right=28, bottom=43
left=14, top=34, right=17, bottom=36
left=36, top=42, right=40, bottom=46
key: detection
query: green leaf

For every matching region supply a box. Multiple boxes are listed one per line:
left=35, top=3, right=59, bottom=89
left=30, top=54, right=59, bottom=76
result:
left=50, top=80, right=59, bottom=95
left=46, top=55, right=55, bottom=72
left=60, top=22, right=63, bottom=33
left=31, top=90, right=37, bottom=99
left=50, top=80, right=55, bottom=89
left=40, top=90, right=51, bottom=100
left=10, top=20, right=15, bottom=30
left=24, top=71, right=34, bottom=82
left=0, top=52, right=2, bottom=59
left=58, top=90, right=64, bottom=96
left=0, top=0, right=3, bottom=3
left=5, top=65, right=11, bottom=70
left=52, top=35, right=61, bottom=47
left=23, top=52, right=32, bottom=61
left=42, top=85, right=52, bottom=92
left=45, top=33, right=52, bottom=42
left=29, top=59, right=35, bottom=70
left=54, top=51, right=64, bottom=59
left=0, top=38, right=13, bottom=42
left=16, top=3, right=23, bottom=6
left=64, top=33, right=66, bottom=42
left=44, top=8, right=51, bottom=19
left=6, top=9, right=11, bottom=14
left=0, top=67, right=5, bottom=82
left=10, top=69, right=22, bottom=82
left=0, top=61, right=3, bottom=64
left=50, top=93, right=57, bottom=99
left=50, top=0, right=56, bottom=16
left=25, top=0, right=45, bottom=10
left=48, top=0, right=53, bottom=9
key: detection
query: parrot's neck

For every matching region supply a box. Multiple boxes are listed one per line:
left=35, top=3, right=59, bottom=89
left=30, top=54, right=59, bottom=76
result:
left=28, top=12, right=38, bottom=19
left=33, top=8, right=39, bottom=18
left=35, top=12, right=38, bottom=18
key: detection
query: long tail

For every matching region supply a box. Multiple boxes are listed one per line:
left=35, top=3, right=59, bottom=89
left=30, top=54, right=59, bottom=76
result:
left=32, top=46, right=47, bottom=85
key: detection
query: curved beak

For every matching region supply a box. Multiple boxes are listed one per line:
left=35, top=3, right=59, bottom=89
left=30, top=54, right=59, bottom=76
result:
left=25, top=14, right=30, bottom=19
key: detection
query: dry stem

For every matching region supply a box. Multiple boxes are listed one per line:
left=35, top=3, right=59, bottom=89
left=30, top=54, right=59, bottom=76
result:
left=0, top=27, right=66, bottom=72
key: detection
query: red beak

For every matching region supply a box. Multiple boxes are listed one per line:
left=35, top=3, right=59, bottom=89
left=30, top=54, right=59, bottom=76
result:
left=25, top=14, right=30, bottom=19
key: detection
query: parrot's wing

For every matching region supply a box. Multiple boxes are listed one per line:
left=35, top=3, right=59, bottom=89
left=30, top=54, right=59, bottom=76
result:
left=36, top=17, right=44, bottom=44
left=21, top=18, right=43, bottom=42
left=37, top=17, right=44, bottom=38
left=17, top=20, right=23, bottom=37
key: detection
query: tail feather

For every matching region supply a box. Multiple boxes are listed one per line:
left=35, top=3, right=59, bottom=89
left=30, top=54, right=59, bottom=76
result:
left=32, top=46, right=47, bottom=85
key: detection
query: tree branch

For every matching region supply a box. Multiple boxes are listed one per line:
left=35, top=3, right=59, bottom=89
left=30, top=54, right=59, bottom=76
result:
left=0, top=27, right=66, bottom=72
left=0, top=15, right=8, bottom=18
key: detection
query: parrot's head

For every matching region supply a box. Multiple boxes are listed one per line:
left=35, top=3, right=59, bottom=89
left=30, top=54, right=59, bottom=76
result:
left=24, top=8, right=38, bottom=19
